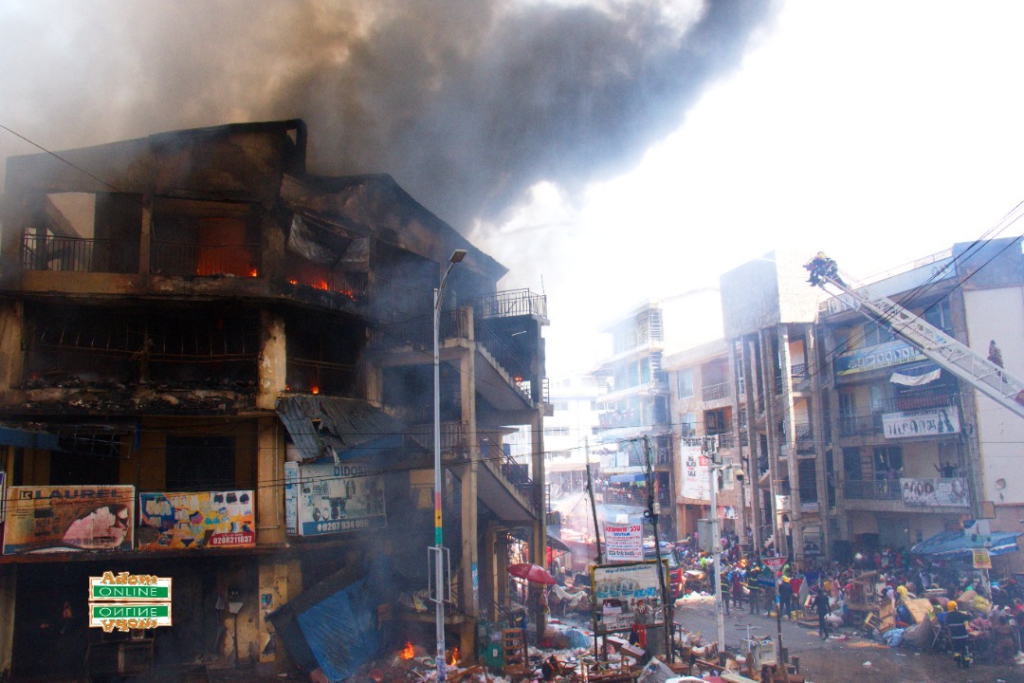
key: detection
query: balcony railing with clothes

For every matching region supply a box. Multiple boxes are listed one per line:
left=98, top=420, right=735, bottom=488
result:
left=702, top=382, right=731, bottom=402
left=473, top=288, right=547, bottom=319
left=843, top=479, right=902, bottom=500
left=22, top=233, right=139, bottom=274
left=151, top=241, right=260, bottom=278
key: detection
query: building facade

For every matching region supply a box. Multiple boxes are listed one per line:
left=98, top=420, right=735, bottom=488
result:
left=0, top=121, right=549, bottom=679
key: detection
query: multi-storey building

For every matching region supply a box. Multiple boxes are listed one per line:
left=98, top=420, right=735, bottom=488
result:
left=816, top=239, right=1024, bottom=557
left=662, top=339, right=745, bottom=541
left=592, top=302, right=674, bottom=535
left=0, top=121, right=548, bottom=679
left=720, top=252, right=832, bottom=564
left=539, top=374, right=607, bottom=496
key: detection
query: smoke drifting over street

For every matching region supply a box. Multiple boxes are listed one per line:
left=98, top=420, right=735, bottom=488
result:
left=0, top=0, right=775, bottom=230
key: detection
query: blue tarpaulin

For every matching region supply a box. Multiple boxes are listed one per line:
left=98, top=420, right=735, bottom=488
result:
left=267, top=557, right=396, bottom=682
left=910, top=530, right=1022, bottom=559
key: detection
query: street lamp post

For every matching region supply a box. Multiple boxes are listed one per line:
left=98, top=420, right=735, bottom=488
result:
left=433, top=249, right=466, bottom=681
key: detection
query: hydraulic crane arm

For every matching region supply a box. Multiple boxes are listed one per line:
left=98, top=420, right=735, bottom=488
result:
left=808, top=255, right=1024, bottom=420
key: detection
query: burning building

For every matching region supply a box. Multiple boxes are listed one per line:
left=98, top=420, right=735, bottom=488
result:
left=0, top=120, right=549, bottom=680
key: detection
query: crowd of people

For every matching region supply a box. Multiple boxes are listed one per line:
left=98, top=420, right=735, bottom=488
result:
left=667, top=537, right=1024, bottom=667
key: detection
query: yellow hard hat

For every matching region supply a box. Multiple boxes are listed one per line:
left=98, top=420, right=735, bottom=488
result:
left=947, top=601, right=958, bottom=612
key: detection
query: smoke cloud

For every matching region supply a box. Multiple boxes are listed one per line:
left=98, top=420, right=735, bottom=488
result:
left=0, top=0, right=776, bottom=230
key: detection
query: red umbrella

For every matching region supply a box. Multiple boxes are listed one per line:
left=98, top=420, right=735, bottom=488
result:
left=508, top=563, right=557, bottom=585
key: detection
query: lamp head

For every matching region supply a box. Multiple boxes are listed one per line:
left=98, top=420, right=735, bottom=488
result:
left=449, top=249, right=467, bottom=264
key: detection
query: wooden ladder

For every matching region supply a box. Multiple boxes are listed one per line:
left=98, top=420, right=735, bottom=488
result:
left=502, top=628, right=528, bottom=675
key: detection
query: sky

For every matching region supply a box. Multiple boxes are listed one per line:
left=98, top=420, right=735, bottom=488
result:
left=2, top=1, right=1024, bottom=376
left=477, top=1, right=1024, bottom=372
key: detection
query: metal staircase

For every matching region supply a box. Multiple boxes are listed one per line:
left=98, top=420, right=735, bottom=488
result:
left=813, top=263, right=1024, bottom=420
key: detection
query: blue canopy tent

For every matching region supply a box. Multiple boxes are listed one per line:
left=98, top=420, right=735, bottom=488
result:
left=910, top=530, right=1022, bottom=560
left=608, top=473, right=647, bottom=484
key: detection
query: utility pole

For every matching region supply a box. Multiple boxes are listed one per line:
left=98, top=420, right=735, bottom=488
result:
left=703, top=435, right=726, bottom=653
left=643, top=436, right=673, bottom=662
left=585, top=437, right=602, bottom=564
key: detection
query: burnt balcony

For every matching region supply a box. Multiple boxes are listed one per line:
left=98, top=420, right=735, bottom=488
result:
left=22, top=233, right=139, bottom=274
left=150, top=240, right=260, bottom=278
left=473, top=288, right=547, bottom=320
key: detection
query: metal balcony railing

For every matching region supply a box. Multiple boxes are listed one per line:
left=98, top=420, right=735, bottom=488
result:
left=843, top=479, right=902, bottom=500
left=151, top=241, right=260, bottom=278
left=702, top=382, right=731, bottom=402
left=286, top=358, right=357, bottom=395
left=283, top=259, right=365, bottom=301
left=874, top=392, right=958, bottom=413
left=473, top=288, right=547, bottom=319
left=22, top=233, right=139, bottom=274
left=839, top=414, right=880, bottom=436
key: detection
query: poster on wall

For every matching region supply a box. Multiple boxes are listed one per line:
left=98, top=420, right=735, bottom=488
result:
left=681, top=444, right=709, bottom=500
left=138, top=490, right=255, bottom=550
left=288, top=460, right=387, bottom=536
left=900, top=478, right=970, bottom=507
left=284, top=461, right=299, bottom=536
left=603, top=523, right=643, bottom=562
left=591, top=561, right=667, bottom=634
left=3, top=485, right=135, bottom=554
left=883, top=408, right=960, bottom=439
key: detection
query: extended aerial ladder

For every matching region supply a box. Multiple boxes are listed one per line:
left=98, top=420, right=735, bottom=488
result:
left=806, top=254, right=1024, bottom=420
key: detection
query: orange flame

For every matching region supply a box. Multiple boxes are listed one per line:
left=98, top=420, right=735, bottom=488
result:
left=313, top=279, right=330, bottom=291
left=288, top=279, right=298, bottom=286
left=250, top=269, right=259, bottom=277
left=311, top=386, right=320, bottom=395
left=399, top=641, right=415, bottom=660
left=449, top=646, right=460, bottom=666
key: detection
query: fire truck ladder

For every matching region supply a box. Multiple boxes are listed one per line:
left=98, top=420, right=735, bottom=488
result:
left=813, top=263, right=1024, bottom=420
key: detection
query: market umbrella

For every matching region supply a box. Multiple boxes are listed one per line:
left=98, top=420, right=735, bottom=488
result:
left=507, top=563, right=557, bottom=584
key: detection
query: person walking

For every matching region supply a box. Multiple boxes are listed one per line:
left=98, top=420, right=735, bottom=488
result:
left=746, top=565, right=763, bottom=616
left=814, top=586, right=832, bottom=640
left=779, top=577, right=794, bottom=620
left=731, top=568, right=744, bottom=611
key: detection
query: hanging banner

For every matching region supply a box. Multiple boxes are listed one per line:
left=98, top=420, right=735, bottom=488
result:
left=288, top=461, right=387, bottom=536
left=883, top=408, right=960, bottom=439
left=591, top=561, right=667, bottom=634
left=3, top=485, right=135, bottom=554
left=681, top=444, right=709, bottom=500
left=603, top=523, right=643, bottom=562
left=835, top=340, right=925, bottom=375
left=284, top=461, right=299, bottom=536
left=138, top=491, right=255, bottom=550
left=900, top=478, right=970, bottom=507
left=973, top=548, right=992, bottom=569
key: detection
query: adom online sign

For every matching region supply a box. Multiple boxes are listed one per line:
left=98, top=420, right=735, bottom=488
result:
left=89, top=572, right=173, bottom=632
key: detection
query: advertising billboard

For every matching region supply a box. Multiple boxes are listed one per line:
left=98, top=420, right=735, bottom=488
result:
left=287, top=461, right=386, bottom=536
left=3, top=485, right=135, bottom=554
left=138, top=490, right=255, bottom=549
left=591, top=561, right=667, bottom=634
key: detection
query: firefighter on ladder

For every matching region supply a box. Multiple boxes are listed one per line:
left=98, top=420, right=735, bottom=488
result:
left=805, top=252, right=845, bottom=287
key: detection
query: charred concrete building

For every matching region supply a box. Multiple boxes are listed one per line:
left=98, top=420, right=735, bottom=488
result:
left=0, top=121, right=549, bottom=679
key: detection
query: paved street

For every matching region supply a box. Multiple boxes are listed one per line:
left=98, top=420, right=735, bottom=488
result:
left=672, top=597, right=1024, bottom=683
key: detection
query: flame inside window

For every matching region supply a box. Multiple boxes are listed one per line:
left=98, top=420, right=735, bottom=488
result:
left=449, top=646, right=460, bottom=666
left=399, top=641, right=415, bottom=660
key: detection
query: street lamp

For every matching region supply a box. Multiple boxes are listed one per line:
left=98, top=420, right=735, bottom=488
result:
left=433, top=248, right=466, bottom=680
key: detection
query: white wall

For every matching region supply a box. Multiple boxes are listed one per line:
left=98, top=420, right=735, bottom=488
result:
left=964, top=286, right=1024, bottom=507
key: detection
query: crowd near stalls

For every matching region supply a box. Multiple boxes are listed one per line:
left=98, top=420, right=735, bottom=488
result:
left=663, top=533, right=1024, bottom=670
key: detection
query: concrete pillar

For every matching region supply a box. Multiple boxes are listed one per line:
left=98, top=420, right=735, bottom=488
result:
left=257, top=559, right=301, bottom=673
left=727, top=339, right=747, bottom=543
left=0, top=565, right=15, bottom=680
left=458, top=347, right=479, bottom=659
left=256, top=417, right=286, bottom=546
left=778, top=324, right=802, bottom=564
left=139, top=194, right=152, bottom=277
left=759, top=328, right=784, bottom=557
left=530, top=408, right=547, bottom=638
left=821, top=321, right=850, bottom=541
left=806, top=323, right=832, bottom=561
left=744, top=335, right=763, bottom=552
left=0, top=301, right=24, bottom=401
left=257, top=311, right=287, bottom=411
